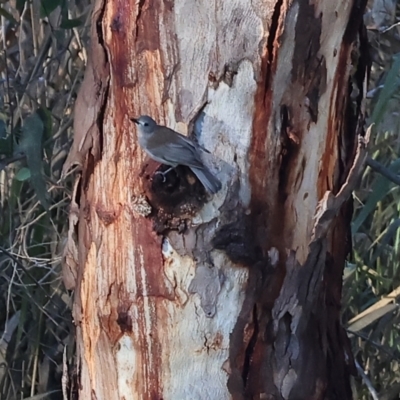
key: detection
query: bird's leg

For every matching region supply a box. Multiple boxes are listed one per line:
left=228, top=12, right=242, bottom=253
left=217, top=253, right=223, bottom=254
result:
left=154, top=166, right=175, bottom=182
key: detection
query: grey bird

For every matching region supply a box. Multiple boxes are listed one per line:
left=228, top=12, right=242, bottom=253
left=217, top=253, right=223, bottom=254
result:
left=130, top=115, right=221, bottom=194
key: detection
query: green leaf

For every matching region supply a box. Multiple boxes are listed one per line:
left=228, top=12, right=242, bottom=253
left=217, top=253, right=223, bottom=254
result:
left=40, top=0, right=62, bottom=18
left=37, top=107, right=53, bottom=142
left=352, top=158, right=400, bottom=233
left=20, top=113, right=49, bottom=210
left=0, top=7, right=17, bottom=25
left=60, top=17, right=83, bottom=29
left=36, top=108, right=53, bottom=162
left=0, top=119, right=7, bottom=139
left=371, top=54, right=400, bottom=125
left=15, top=167, right=31, bottom=181
left=0, top=135, right=14, bottom=156
left=16, top=0, right=27, bottom=12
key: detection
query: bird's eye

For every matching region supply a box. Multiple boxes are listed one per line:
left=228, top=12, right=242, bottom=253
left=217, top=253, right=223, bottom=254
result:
left=144, top=123, right=148, bottom=127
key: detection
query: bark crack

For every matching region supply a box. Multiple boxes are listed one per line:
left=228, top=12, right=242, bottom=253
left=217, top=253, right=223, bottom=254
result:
left=264, top=0, right=283, bottom=95
left=94, top=0, right=109, bottom=157
left=242, top=304, right=259, bottom=387
left=135, top=0, right=146, bottom=38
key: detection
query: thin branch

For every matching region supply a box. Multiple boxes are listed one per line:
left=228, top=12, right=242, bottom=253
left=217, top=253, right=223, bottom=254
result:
left=355, top=360, right=379, bottom=400
left=346, top=328, right=400, bottom=362
left=0, top=153, right=25, bottom=171
left=366, top=156, right=400, bottom=186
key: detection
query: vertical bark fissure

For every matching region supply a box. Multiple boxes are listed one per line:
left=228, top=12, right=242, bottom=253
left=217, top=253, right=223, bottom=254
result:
left=95, top=0, right=107, bottom=53
left=135, top=0, right=146, bottom=38
left=277, top=104, right=297, bottom=203
left=264, top=0, right=284, bottom=95
left=242, top=304, right=259, bottom=387
left=96, top=84, right=109, bottom=158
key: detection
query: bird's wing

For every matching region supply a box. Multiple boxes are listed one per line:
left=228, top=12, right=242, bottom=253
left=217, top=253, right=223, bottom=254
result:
left=149, top=141, right=205, bottom=169
left=145, top=127, right=206, bottom=168
left=163, top=127, right=210, bottom=154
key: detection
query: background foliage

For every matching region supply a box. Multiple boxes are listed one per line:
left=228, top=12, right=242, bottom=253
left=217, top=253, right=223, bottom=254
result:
left=0, top=0, right=399, bottom=399
left=345, top=1, right=400, bottom=399
left=0, top=0, right=88, bottom=398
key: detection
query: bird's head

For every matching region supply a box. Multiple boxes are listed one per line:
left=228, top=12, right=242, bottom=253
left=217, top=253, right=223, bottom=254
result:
left=130, top=115, right=157, bottom=135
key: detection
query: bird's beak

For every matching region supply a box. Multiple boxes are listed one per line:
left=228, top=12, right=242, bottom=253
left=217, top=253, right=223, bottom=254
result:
left=130, top=117, right=139, bottom=125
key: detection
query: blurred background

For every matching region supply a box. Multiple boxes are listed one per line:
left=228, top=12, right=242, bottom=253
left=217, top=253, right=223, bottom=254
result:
left=0, top=0, right=399, bottom=398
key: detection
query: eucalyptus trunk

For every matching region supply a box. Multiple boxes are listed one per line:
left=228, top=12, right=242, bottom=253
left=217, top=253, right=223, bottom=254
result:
left=63, top=0, right=369, bottom=399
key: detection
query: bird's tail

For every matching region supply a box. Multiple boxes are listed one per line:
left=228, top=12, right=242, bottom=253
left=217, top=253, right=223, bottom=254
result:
left=190, top=166, right=222, bottom=194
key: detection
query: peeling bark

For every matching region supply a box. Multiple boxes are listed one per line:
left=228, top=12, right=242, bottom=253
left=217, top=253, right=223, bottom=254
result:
left=64, top=0, right=369, bottom=399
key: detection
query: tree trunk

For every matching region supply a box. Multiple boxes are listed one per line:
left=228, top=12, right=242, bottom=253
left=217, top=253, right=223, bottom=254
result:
left=63, top=0, right=369, bottom=399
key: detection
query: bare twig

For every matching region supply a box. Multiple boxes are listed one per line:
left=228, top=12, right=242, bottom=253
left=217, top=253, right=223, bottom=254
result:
left=62, top=346, right=69, bottom=400
left=355, top=360, right=379, bottom=400
left=366, top=156, right=400, bottom=186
